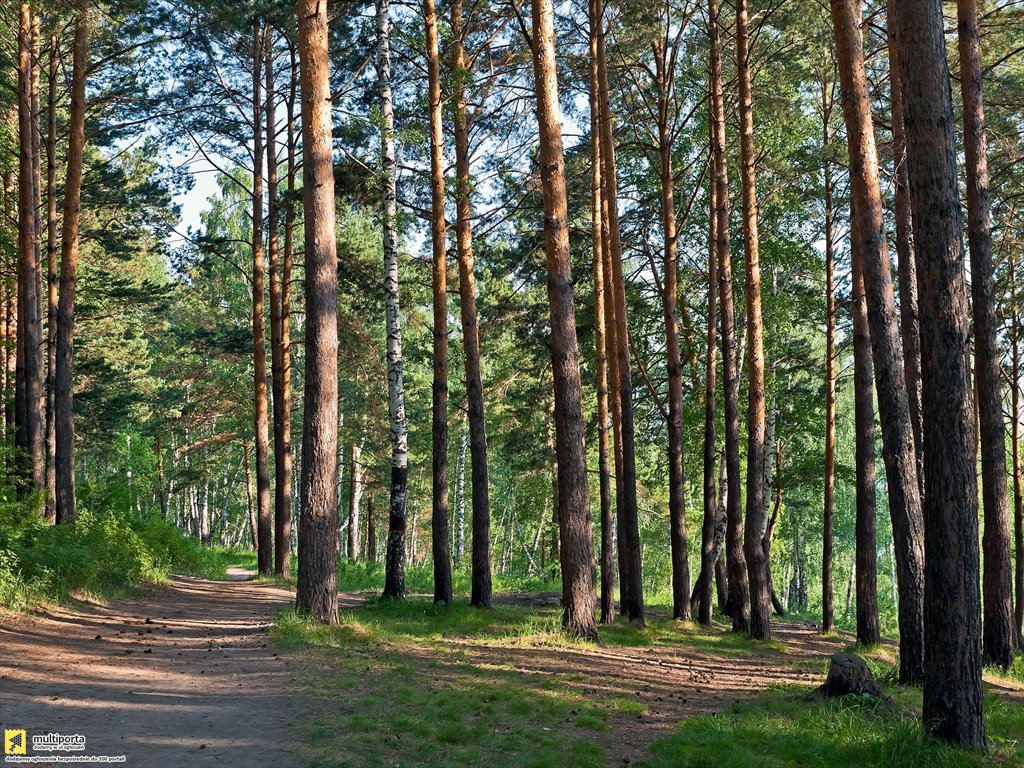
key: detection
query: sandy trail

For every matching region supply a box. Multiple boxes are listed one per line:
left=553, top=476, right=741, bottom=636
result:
left=0, top=575, right=297, bottom=768
left=3, top=578, right=1021, bottom=767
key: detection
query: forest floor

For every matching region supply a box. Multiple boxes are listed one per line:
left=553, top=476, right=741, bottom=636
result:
left=0, top=569, right=300, bottom=767
left=2, top=569, right=1022, bottom=767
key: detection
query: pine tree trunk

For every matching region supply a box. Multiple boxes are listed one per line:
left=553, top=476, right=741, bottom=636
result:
left=295, top=0, right=340, bottom=625
left=450, top=0, right=492, bottom=608
left=595, top=1, right=644, bottom=624
left=956, top=0, right=1016, bottom=669
left=587, top=0, right=615, bottom=626
left=364, top=495, right=375, bottom=563
left=654, top=26, right=690, bottom=622
left=43, top=30, right=57, bottom=524
left=529, top=0, right=599, bottom=642
left=736, top=0, right=770, bottom=640
left=267, top=35, right=293, bottom=580
left=54, top=4, right=88, bottom=524
left=831, top=0, right=924, bottom=682
left=890, top=0, right=985, bottom=748
left=709, top=0, right=749, bottom=633
left=251, top=25, right=273, bottom=578
left=1011, top=254, right=1024, bottom=647
left=851, top=215, right=880, bottom=646
left=423, top=0, right=452, bottom=606
left=243, top=441, right=256, bottom=549
left=821, top=73, right=836, bottom=634
left=16, top=2, right=44, bottom=500
left=699, top=136, right=718, bottom=627
left=884, top=0, right=924, bottom=492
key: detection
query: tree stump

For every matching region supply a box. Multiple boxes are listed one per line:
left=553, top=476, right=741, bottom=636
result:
left=819, top=653, right=882, bottom=698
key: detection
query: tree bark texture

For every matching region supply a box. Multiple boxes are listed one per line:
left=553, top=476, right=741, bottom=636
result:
left=588, top=0, right=615, bottom=626
left=55, top=5, right=88, bottom=525
left=736, top=0, right=771, bottom=640
left=251, top=25, right=273, bottom=578
left=595, top=0, right=644, bottom=624
left=377, top=0, right=411, bottom=601
left=654, top=26, right=690, bottom=622
left=295, top=0, right=340, bottom=625
left=956, top=0, right=1015, bottom=669
left=710, top=0, right=749, bottom=633
left=17, top=2, right=44, bottom=500
left=423, top=0, right=453, bottom=606
left=267, top=37, right=293, bottom=580
left=831, top=0, right=924, bottom=682
left=884, top=0, right=924, bottom=493
left=451, top=0, right=492, bottom=609
left=851, top=215, right=880, bottom=647
left=891, top=0, right=985, bottom=748
left=530, top=0, right=599, bottom=642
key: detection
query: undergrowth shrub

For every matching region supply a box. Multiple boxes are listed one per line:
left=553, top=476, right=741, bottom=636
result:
left=0, top=502, right=222, bottom=610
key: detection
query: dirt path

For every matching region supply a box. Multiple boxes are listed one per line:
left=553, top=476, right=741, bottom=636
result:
left=0, top=574, right=297, bottom=768
left=4, top=580, right=1022, bottom=768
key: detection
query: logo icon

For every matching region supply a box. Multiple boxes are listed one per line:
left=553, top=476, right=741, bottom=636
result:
left=4, top=729, right=27, bottom=755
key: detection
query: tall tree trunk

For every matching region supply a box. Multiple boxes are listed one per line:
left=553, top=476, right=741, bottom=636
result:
left=595, top=0, right=644, bottom=624
left=957, top=0, right=1015, bottom=670
left=423, top=0, right=452, bottom=606
left=529, top=0, right=599, bottom=642
left=709, top=0, right=749, bottom=633
left=588, top=0, right=615, bottom=626
left=821, top=70, right=836, bottom=634
left=43, top=29, right=57, bottom=524
left=851, top=215, right=880, bottom=646
left=654, top=25, right=690, bottom=622
left=54, top=4, right=88, bottom=524
left=890, top=0, right=984, bottom=748
left=348, top=442, right=363, bottom=559
left=1011, top=254, right=1024, bottom=647
left=367, top=495, right=377, bottom=563
left=699, top=133, right=718, bottom=627
left=450, top=0, right=492, bottom=609
left=831, top=0, right=924, bottom=684
left=378, top=0, right=410, bottom=601
left=736, top=0, right=770, bottom=641
left=295, top=0, right=340, bottom=625
left=267, top=34, right=293, bottom=580
left=251, top=25, right=273, bottom=578
left=4, top=281, right=14, bottom=446
left=884, top=0, right=923, bottom=492
left=16, top=2, right=44, bottom=500
left=245, top=442, right=257, bottom=549
left=455, top=427, right=467, bottom=564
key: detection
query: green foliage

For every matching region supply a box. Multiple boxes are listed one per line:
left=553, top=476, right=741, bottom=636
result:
left=0, top=504, right=227, bottom=611
left=334, top=559, right=561, bottom=597
left=640, top=687, right=1022, bottom=768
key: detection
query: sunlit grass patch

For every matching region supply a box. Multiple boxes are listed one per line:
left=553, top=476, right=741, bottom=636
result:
left=271, top=606, right=643, bottom=767
left=639, top=686, right=1021, bottom=768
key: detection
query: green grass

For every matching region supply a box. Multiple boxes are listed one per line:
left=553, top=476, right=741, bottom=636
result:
left=333, top=559, right=561, bottom=596
left=272, top=598, right=1024, bottom=768
left=203, top=546, right=258, bottom=577
left=640, top=685, right=1023, bottom=767
left=272, top=604, right=639, bottom=768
